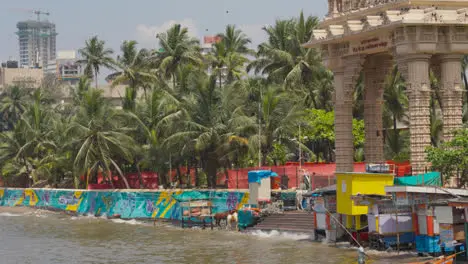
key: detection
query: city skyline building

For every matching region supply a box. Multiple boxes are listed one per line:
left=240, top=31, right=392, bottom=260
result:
left=45, top=50, right=82, bottom=86
left=16, top=20, right=57, bottom=69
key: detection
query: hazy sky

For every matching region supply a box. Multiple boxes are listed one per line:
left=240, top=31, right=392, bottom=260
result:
left=1, top=0, right=327, bottom=80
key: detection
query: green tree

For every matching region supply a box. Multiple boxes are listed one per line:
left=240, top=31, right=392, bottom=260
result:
left=252, top=85, right=305, bottom=165
left=156, top=24, right=201, bottom=89
left=78, top=36, right=115, bottom=88
left=71, top=76, right=91, bottom=105
left=217, top=25, right=253, bottom=55
left=0, top=86, right=29, bottom=130
left=302, top=109, right=365, bottom=162
left=248, top=12, right=321, bottom=89
left=208, top=40, right=249, bottom=88
left=67, top=89, right=136, bottom=188
left=383, top=65, right=409, bottom=160
left=164, top=73, right=253, bottom=187
left=427, top=129, right=468, bottom=187
left=108, top=40, right=158, bottom=111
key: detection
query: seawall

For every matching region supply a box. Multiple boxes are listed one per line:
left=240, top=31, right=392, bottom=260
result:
left=0, top=188, right=250, bottom=220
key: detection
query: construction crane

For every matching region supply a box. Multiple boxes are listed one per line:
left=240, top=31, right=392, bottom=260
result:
left=10, top=8, right=50, bottom=21
left=33, top=10, right=50, bottom=21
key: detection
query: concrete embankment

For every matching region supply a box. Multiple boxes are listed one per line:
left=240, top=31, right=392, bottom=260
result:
left=0, top=188, right=249, bottom=220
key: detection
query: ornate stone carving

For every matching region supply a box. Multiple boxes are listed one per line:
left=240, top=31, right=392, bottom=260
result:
left=329, top=25, right=345, bottom=36
left=385, top=10, right=403, bottom=23
left=335, top=55, right=364, bottom=172
left=456, top=8, right=468, bottom=22
left=396, top=54, right=432, bottom=175
left=313, top=29, right=328, bottom=40
left=347, top=20, right=364, bottom=32
left=419, top=26, right=436, bottom=42
left=366, top=16, right=384, bottom=27
left=363, top=54, right=392, bottom=163
left=438, top=54, right=464, bottom=141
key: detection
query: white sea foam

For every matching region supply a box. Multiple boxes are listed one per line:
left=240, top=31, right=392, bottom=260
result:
left=0, top=212, right=22, bottom=217
left=249, top=230, right=313, bottom=241
left=110, top=219, right=148, bottom=226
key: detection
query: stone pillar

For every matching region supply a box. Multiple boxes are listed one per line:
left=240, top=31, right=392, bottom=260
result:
left=335, top=55, right=363, bottom=172
left=363, top=55, right=392, bottom=163
left=396, top=54, right=432, bottom=175
left=439, top=54, right=464, bottom=141
left=328, top=0, right=339, bottom=16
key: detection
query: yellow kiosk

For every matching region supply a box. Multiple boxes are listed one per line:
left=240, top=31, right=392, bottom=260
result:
left=336, top=172, right=394, bottom=230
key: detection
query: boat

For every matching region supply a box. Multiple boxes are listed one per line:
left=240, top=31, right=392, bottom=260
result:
left=407, top=253, right=457, bottom=264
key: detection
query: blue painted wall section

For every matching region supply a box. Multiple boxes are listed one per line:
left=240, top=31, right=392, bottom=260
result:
left=0, top=189, right=249, bottom=220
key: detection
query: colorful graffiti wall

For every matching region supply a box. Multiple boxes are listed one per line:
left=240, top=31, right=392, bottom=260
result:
left=0, top=188, right=249, bottom=220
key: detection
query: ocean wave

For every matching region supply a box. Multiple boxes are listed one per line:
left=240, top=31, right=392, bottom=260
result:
left=249, top=230, right=313, bottom=241
left=110, top=219, right=149, bottom=226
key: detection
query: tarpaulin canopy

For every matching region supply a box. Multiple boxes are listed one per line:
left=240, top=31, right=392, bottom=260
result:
left=394, top=172, right=442, bottom=187
left=247, top=170, right=278, bottom=183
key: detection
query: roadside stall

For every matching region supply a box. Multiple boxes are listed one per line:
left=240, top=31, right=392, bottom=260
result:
left=179, top=199, right=214, bottom=229
left=352, top=194, right=414, bottom=250
left=173, top=192, right=215, bottom=230
left=305, top=185, right=342, bottom=242
left=247, top=170, right=278, bottom=206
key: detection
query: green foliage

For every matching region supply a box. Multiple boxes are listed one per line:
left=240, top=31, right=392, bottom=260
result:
left=78, top=36, right=115, bottom=88
left=427, top=129, right=468, bottom=186
left=266, top=143, right=289, bottom=166
left=301, top=109, right=365, bottom=162
left=353, top=119, right=365, bottom=149
left=303, top=109, right=334, bottom=141
left=4, top=11, right=459, bottom=189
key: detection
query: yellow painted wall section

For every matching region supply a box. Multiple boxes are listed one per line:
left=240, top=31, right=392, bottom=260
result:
left=336, top=173, right=394, bottom=216
left=375, top=216, right=379, bottom=233
left=355, top=215, right=361, bottom=230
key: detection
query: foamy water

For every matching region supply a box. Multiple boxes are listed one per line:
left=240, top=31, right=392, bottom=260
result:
left=0, top=208, right=423, bottom=264
left=0, top=212, right=22, bottom=217
left=110, top=218, right=149, bottom=226
left=249, top=230, right=313, bottom=241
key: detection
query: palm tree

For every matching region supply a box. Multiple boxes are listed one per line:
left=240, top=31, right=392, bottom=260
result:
left=217, top=25, right=253, bottom=55
left=250, top=85, right=305, bottom=165
left=156, top=24, right=201, bottom=89
left=67, top=89, right=136, bottom=189
left=0, top=86, right=29, bottom=130
left=71, top=76, right=91, bottom=105
left=0, top=129, right=29, bottom=186
left=247, top=12, right=321, bottom=89
left=383, top=66, right=407, bottom=132
left=163, top=73, right=254, bottom=187
left=383, top=66, right=409, bottom=160
left=78, top=36, right=115, bottom=89
left=108, top=40, right=158, bottom=110
left=208, top=41, right=249, bottom=88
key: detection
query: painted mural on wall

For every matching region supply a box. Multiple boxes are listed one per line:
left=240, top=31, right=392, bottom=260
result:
left=0, top=188, right=249, bottom=220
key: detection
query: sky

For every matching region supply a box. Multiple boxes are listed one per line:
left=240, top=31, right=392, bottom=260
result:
left=1, top=0, right=327, bottom=81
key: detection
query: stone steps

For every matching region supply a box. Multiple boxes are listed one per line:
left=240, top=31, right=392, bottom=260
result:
left=250, top=211, right=315, bottom=233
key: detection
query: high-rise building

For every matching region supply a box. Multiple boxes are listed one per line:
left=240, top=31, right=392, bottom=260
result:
left=16, top=20, right=57, bottom=68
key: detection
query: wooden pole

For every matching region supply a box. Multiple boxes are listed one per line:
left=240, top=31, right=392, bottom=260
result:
left=395, top=202, right=400, bottom=254
left=210, top=202, right=214, bottom=230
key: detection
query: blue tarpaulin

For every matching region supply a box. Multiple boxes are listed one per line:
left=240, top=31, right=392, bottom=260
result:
left=247, top=170, right=278, bottom=183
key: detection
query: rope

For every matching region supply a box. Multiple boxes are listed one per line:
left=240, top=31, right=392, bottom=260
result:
left=322, top=206, right=367, bottom=252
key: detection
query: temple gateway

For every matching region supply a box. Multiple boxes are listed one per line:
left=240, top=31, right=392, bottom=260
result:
left=304, top=0, right=468, bottom=176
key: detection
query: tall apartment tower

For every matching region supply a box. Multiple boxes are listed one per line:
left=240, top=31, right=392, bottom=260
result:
left=16, top=20, right=57, bottom=68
